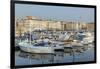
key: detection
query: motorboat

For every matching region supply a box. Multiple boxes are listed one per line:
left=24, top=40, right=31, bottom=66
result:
left=81, top=32, right=94, bottom=44
left=81, top=36, right=94, bottom=44
left=51, top=43, right=64, bottom=50
left=71, top=40, right=83, bottom=47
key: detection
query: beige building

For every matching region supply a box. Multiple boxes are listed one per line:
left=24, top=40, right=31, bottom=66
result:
left=15, top=16, right=94, bottom=37
left=86, top=23, right=94, bottom=31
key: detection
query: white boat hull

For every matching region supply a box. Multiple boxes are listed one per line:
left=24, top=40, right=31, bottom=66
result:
left=71, top=42, right=83, bottom=47
left=18, top=42, right=54, bottom=53
left=81, top=36, right=94, bottom=44
left=19, top=46, right=54, bottom=53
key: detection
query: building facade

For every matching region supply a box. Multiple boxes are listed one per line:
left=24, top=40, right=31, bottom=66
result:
left=15, top=16, right=94, bottom=37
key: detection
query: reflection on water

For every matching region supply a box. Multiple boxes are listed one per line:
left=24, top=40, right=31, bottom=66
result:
left=15, top=44, right=94, bottom=66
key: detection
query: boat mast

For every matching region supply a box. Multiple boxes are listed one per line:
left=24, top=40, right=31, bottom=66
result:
left=29, top=20, right=31, bottom=46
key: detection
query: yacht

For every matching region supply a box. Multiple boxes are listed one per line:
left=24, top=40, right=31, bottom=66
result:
left=81, top=32, right=94, bottom=44
left=18, top=38, right=64, bottom=53
left=18, top=40, right=55, bottom=53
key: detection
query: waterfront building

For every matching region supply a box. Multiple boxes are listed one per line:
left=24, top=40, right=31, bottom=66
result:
left=15, top=16, right=94, bottom=37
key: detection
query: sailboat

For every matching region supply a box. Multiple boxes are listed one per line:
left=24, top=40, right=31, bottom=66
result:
left=18, top=22, right=55, bottom=53
left=18, top=40, right=54, bottom=53
left=18, top=23, right=64, bottom=53
left=18, top=37, right=65, bottom=53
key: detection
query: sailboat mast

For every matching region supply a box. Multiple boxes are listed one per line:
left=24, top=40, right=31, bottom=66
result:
left=29, top=20, right=31, bottom=45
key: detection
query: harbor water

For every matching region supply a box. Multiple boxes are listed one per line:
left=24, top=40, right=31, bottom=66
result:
left=15, top=44, right=94, bottom=66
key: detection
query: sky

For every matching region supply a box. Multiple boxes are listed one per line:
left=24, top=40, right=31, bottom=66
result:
left=15, top=4, right=95, bottom=23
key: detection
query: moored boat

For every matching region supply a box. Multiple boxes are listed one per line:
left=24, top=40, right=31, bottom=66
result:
left=18, top=41, right=55, bottom=53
